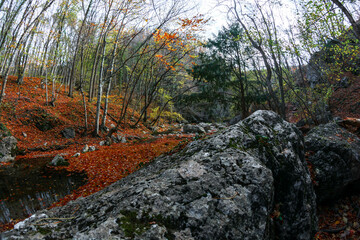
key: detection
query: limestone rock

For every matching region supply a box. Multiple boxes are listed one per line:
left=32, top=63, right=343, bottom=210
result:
left=228, top=114, right=243, bottom=125
left=82, top=144, right=89, bottom=153
left=3, top=110, right=317, bottom=240
left=305, top=123, right=360, bottom=202
left=49, top=154, right=69, bottom=166
left=89, top=146, right=96, bottom=152
left=182, top=124, right=206, bottom=134
left=198, top=123, right=211, bottom=132
left=61, top=127, right=75, bottom=139
left=0, top=136, right=17, bottom=163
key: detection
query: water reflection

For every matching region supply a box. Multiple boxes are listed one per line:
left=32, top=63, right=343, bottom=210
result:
left=0, top=157, right=86, bottom=224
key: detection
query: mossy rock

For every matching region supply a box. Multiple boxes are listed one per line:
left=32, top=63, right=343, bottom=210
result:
left=0, top=123, right=11, bottom=139
left=118, top=210, right=150, bottom=238
left=21, top=108, right=60, bottom=132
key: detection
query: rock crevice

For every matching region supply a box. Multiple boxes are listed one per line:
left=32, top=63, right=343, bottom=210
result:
left=3, top=110, right=317, bottom=240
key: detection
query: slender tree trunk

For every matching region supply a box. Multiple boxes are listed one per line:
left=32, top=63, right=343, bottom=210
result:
left=101, top=26, right=122, bottom=129
left=45, top=63, right=49, bottom=105
left=101, top=79, right=112, bottom=129
left=94, top=40, right=106, bottom=136
left=79, top=46, right=88, bottom=131
left=68, top=0, right=93, bottom=98
left=88, top=43, right=101, bottom=102
left=233, top=1, right=280, bottom=113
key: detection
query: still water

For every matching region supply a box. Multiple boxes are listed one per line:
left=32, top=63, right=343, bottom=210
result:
left=0, top=157, right=86, bottom=224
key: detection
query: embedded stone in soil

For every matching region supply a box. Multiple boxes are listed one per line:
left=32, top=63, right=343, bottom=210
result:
left=0, top=157, right=87, bottom=224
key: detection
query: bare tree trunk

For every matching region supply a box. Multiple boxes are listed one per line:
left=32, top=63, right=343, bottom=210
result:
left=68, top=0, right=93, bottom=98
left=233, top=0, right=280, bottom=114
left=101, top=24, right=122, bottom=129
left=79, top=46, right=88, bottom=131
left=94, top=40, right=106, bottom=136
left=45, top=63, right=49, bottom=105
left=101, top=79, right=112, bottom=129
left=88, top=40, right=101, bottom=102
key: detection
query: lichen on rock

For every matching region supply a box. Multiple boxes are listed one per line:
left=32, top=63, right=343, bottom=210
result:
left=3, top=110, right=317, bottom=240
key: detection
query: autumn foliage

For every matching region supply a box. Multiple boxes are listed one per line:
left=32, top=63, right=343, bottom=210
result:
left=0, top=76, right=193, bottom=232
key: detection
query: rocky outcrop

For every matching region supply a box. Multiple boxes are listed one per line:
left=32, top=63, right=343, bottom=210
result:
left=228, top=114, right=243, bottom=125
left=182, top=124, right=206, bottom=134
left=61, top=127, right=75, bottom=139
left=182, top=123, right=221, bottom=134
left=305, top=123, right=360, bottom=202
left=177, top=102, right=231, bottom=123
left=49, top=154, right=69, bottom=166
left=3, top=111, right=317, bottom=240
left=0, top=136, right=17, bottom=163
left=0, top=123, right=17, bottom=163
left=305, top=51, right=329, bottom=88
left=305, top=33, right=360, bottom=87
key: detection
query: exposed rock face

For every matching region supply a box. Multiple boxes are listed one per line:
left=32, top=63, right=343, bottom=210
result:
left=0, top=136, right=17, bottom=163
left=305, top=33, right=360, bottom=88
left=178, top=102, right=231, bottom=123
left=198, top=123, right=212, bottom=132
left=238, top=111, right=317, bottom=239
left=61, top=127, right=75, bottom=139
left=182, top=124, right=206, bottom=134
left=228, top=114, right=243, bottom=125
left=305, top=51, right=328, bottom=88
left=49, top=154, right=69, bottom=166
left=305, top=123, right=360, bottom=202
left=3, top=111, right=317, bottom=240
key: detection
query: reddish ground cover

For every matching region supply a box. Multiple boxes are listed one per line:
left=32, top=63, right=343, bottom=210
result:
left=0, top=76, right=192, bottom=232
left=1, top=75, right=360, bottom=238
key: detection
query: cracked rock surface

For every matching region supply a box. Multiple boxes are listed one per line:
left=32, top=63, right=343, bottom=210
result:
left=305, top=122, right=360, bottom=202
left=3, top=110, right=317, bottom=240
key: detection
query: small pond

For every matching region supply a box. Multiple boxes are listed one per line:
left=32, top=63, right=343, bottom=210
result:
left=0, top=157, right=87, bottom=224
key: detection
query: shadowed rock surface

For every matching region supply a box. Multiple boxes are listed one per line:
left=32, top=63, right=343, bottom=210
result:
left=2, top=110, right=317, bottom=240
left=182, top=124, right=206, bottom=134
left=61, top=127, right=75, bottom=139
left=305, top=123, right=360, bottom=202
left=0, top=136, right=17, bottom=163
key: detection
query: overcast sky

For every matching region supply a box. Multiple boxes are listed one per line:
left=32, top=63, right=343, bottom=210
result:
left=198, top=0, right=228, bottom=37
left=197, top=0, right=297, bottom=38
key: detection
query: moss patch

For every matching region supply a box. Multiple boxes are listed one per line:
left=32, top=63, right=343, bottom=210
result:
left=118, top=210, right=150, bottom=238
left=21, top=108, right=60, bottom=132
left=36, top=226, right=52, bottom=235
left=117, top=210, right=178, bottom=239
left=0, top=123, right=11, bottom=139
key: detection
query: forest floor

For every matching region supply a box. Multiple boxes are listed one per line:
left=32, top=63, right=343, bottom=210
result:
left=0, top=75, right=360, bottom=239
left=0, top=76, right=195, bottom=232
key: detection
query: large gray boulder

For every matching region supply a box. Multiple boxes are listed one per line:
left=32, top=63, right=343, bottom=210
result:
left=3, top=111, right=317, bottom=240
left=238, top=111, right=317, bottom=239
left=305, top=123, right=360, bottom=202
left=0, top=136, right=17, bottom=163
left=182, top=124, right=206, bottom=134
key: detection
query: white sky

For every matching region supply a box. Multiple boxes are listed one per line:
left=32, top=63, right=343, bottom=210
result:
left=199, top=0, right=228, bottom=37
left=197, top=0, right=298, bottom=39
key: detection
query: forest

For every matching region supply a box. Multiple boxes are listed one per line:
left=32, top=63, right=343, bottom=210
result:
left=0, top=0, right=359, bottom=127
left=0, top=0, right=360, bottom=239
